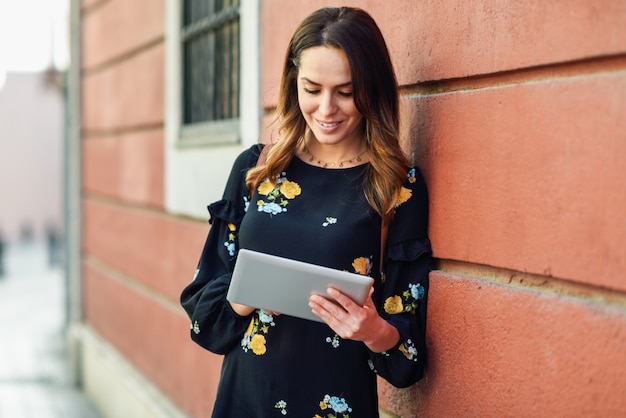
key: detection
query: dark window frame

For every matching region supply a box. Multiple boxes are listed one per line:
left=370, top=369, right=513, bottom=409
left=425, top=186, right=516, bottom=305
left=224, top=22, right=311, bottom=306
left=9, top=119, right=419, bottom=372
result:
left=180, top=0, right=240, bottom=145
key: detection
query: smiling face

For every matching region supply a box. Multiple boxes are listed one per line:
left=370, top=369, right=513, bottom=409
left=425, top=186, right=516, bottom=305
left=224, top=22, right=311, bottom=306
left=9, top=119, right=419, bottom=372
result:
left=297, top=46, right=364, bottom=150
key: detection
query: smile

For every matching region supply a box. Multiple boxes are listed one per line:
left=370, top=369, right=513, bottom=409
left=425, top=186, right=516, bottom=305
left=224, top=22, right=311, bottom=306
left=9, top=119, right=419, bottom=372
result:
left=316, top=119, right=342, bottom=128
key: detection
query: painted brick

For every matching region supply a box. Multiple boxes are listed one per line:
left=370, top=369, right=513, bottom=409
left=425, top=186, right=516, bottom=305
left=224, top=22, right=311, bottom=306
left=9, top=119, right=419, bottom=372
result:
left=261, top=0, right=626, bottom=107
left=82, top=0, right=165, bottom=69
left=83, top=198, right=208, bottom=301
left=400, top=71, right=626, bottom=291
left=82, top=44, right=164, bottom=131
left=83, top=130, right=164, bottom=208
left=83, top=262, right=221, bottom=417
left=378, top=271, right=626, bottom=417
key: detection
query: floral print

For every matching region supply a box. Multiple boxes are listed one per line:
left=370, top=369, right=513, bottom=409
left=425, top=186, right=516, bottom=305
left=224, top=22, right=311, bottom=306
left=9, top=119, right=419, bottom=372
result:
left=241, top=310, right=276, bottom=355
left=351, top=256, right=372, bottom=275
left=256, top=174, right=302, bottom=215
left=398, top=339, right=419, bottom=361
left=325, top=333, right=340, bottom=348
left=314, top=394, right=353, bottom=417
left=274, top=400, right=287, bottom=415
left=322, top=216, right=337, bottom=227
left=383, top=282, right=425, bottom=314
left=407, top=167, right=417, bottom=184
left=396, top=186, right=412, bottom=206
left=223, top=223, right=238, bottom=256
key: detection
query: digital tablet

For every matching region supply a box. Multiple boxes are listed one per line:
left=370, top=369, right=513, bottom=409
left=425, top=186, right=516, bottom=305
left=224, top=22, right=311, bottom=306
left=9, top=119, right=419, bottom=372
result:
left=227, top=249, right=374, bottom=323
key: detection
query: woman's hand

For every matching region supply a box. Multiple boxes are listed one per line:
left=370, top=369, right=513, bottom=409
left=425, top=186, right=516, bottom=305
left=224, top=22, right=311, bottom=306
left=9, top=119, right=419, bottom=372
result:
left=309, top=287, right=399, bottom=353
left=229, top=301, right=281, bottom=317
left=229, top=301, right=256, bottom=316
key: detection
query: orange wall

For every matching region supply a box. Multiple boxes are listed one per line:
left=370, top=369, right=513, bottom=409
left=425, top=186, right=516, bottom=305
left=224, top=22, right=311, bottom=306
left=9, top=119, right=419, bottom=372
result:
left=80, top=0, right=626, bottom=417
left=81, top=0, right=221, bottom=416
left=261, top=1, right=626, bottom=416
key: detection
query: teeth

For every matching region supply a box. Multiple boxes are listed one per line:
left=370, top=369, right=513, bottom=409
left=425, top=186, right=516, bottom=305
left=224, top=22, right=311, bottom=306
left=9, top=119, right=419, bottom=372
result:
left=319, top=121, right=339, bottom=127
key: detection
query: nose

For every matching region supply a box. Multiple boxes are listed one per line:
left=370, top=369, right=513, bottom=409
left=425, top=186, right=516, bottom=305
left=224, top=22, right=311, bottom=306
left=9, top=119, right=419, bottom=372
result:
left=318, top=91, right=337, bottom=116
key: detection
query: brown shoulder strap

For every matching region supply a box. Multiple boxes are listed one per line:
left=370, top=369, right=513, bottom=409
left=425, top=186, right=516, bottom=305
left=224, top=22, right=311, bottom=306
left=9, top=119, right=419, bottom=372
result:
left=380, top=220, right=389, bottom=280
left=256, top=143, right=272, bottom=167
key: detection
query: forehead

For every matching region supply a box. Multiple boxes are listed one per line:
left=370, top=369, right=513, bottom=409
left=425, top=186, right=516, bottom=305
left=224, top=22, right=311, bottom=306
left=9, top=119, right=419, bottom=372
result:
left=298, top=46, right=352, bottom=85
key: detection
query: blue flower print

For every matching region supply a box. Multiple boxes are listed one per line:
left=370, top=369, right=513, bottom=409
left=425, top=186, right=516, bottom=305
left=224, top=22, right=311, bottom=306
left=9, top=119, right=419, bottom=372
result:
left=407, top=167, right=417, bottom=183
left=258, top=201, right=286, bottom=215
left=315, top=394, right=353, bottom=417
left=223, top=223, right=238, bottom=256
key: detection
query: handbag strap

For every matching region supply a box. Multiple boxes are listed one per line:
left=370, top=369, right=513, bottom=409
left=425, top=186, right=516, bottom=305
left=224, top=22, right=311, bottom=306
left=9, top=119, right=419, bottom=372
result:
left=380, top=220, right=389, bottom=280
left=256, top=143, right=272, bottom=167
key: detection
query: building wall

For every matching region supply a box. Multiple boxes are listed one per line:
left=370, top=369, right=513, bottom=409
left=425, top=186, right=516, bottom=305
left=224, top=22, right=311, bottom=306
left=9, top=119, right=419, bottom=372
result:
left=0, top=72, right=64, bottom=244
left=77, top=0, right=626, bottom=417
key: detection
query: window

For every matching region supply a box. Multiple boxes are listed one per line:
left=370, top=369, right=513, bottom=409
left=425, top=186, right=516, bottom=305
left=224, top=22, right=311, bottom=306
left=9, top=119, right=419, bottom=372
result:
left=165, top=0, right=259, bottom=218
left=180, top=0, right=240, bottom=145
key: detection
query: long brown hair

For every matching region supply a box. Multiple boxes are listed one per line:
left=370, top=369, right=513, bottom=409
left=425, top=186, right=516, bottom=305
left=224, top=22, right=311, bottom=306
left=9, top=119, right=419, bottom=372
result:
left=246, top=7, right=409, bottom=222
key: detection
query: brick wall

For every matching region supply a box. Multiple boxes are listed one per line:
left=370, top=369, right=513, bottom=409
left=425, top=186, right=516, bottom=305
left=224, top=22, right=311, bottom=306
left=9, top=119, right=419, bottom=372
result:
left=261, top=1, right=626, bottom=417
left=79, top=0, right=626, bottom=417
left=80, top=0, right=219, bottom=416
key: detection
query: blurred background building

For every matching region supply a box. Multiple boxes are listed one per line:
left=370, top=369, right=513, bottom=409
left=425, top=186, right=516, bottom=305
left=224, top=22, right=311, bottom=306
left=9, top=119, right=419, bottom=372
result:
left=0, top=72, right=64, bottom=245
left=0, top=0, right=67, bottom=247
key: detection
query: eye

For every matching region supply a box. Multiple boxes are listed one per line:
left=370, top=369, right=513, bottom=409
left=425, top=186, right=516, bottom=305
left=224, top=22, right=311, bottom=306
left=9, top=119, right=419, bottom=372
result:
left=303, top=87, right=320, bottom=95
left=338, top=91, right=353, bottom=98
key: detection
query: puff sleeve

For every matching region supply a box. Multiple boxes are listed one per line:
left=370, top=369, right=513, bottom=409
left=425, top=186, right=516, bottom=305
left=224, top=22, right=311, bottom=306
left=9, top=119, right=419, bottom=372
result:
left=369, top=167, right=432, bottom=388
left=180, top=145, right=262, bottom=354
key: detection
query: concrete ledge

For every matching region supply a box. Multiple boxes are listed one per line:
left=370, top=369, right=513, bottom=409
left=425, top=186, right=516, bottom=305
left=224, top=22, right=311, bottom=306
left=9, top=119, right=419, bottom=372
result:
left=70, top=323, right=186, bottom=418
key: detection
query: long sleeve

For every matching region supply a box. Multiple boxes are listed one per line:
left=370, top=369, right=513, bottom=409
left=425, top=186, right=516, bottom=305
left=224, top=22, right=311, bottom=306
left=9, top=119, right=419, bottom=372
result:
left=369, top=167, right=432, bottom=388
left=180, top=145, right=262, bottom=354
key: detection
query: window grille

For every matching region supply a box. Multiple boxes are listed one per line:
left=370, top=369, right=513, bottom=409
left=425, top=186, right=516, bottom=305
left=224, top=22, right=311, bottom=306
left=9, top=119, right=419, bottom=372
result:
left=182, top=0, right=240, bottom=125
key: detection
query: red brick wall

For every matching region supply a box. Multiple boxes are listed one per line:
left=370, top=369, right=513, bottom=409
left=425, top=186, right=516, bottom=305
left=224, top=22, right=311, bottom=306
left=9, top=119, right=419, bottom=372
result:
left=80, top=0, right=626, bottom=417
left=80, top=0, right=221, bottom=416
left=261, top=1, right=626, bottom=417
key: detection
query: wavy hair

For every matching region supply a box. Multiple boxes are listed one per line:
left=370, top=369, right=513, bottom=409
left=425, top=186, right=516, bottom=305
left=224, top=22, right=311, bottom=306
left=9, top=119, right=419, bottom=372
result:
left=246, top=7, right=409, bottom=221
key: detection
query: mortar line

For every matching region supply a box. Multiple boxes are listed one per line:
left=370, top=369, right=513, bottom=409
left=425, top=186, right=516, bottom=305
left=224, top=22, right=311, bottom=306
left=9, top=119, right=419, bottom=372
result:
left=82, top=36, right=164, bottom=77
left=83, top=122, right=163, bottom=138
left=436, top=258, right=626, bottom=309
left=401, top=53, right=626, bottom=97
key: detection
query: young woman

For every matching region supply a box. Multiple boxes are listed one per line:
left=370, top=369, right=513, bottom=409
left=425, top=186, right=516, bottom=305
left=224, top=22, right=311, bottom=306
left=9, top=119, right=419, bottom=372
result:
left=181, top=7, right=431, bottom=417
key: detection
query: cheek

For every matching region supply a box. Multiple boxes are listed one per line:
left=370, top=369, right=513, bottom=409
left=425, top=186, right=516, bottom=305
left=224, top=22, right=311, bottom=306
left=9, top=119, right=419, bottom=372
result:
left=342, top=101, right=361, bottom=119
left=297, top=93, right=316, bottom=116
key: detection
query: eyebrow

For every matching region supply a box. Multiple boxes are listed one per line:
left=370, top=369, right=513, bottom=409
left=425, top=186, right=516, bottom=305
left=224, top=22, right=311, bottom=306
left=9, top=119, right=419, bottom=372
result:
left=300, top=77, right=352, bottom=88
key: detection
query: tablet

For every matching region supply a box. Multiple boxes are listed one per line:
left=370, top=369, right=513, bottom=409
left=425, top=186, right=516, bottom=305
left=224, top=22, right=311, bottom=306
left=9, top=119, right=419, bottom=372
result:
left=227, top=249, right=374, bottom=323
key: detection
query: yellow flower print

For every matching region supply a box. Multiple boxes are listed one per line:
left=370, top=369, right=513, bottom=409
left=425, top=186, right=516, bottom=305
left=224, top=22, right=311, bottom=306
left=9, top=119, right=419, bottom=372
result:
left=398, top=339, right=418, bottom=361
left=241, top=310, right=275, bottom=355
left=384, top=295, right=404, bottom=314
left=352, top=257, right=371, bottom=275
left=245, top=317, right=254, bottom=336
left=227, top=223, right=236, bottom=231
left=399, top=342, right=409, bottom=358
left=407, top=168, right=417, bottom=183
left=319, top=400, right=327, bottom=410
left=396, top=186, right=412, bottom=206
left=250, top=334, right=267, bottom=355
left=279, top=180, right=301, bottom=199
left=257, top=180, right=275, bottom=196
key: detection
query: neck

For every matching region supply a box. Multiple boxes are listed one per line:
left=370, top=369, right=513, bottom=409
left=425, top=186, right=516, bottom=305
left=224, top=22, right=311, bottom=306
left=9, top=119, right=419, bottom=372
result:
left=301, top=134, right=367, bottom=168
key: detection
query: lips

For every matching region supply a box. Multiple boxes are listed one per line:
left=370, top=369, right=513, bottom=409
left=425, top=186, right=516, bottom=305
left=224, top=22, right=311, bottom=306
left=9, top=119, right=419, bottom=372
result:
left=316, top=119, right=342, bottom=129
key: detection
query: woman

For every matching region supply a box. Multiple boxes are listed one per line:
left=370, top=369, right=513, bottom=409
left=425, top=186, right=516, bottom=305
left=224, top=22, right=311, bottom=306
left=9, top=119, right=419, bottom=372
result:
left=181, top=7, right=431, bottom=417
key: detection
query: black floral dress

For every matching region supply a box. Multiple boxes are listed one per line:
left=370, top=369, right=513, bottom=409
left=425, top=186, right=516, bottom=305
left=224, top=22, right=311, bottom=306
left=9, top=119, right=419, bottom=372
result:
left=181, top=145, right=432, bottom=418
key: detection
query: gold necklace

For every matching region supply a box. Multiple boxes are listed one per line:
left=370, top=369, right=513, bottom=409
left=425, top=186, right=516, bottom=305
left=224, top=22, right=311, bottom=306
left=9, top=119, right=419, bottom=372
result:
left=302, top=145, right=367, bottom=168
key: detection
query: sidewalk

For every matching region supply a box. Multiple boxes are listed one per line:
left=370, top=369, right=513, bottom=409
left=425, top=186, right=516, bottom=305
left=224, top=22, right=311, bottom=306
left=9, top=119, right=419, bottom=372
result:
left=0, top=242, right=101, bottom=418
